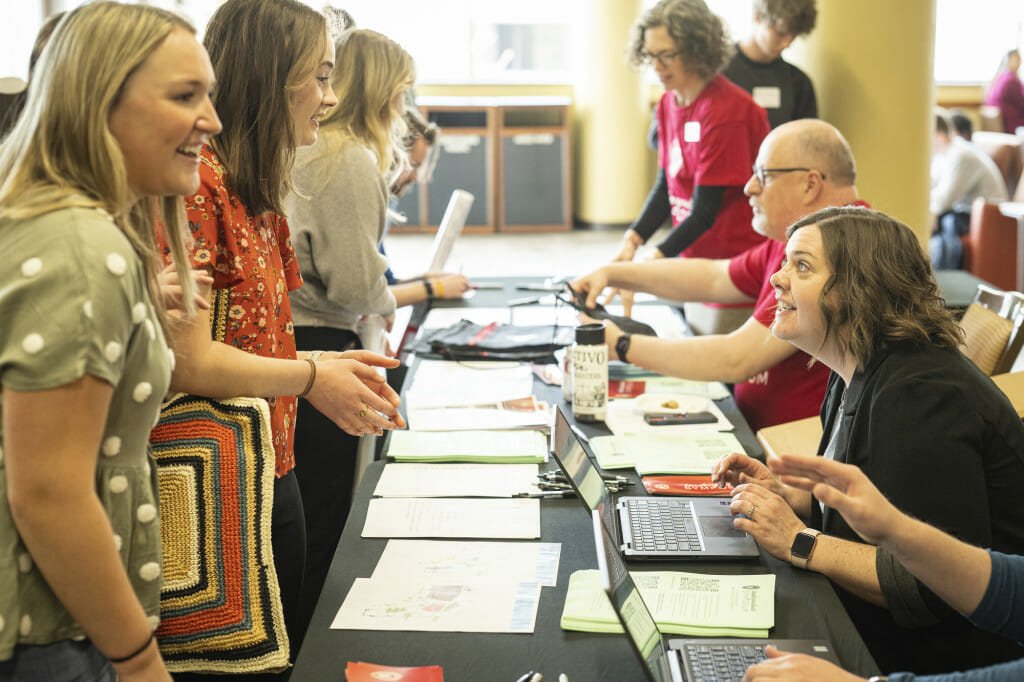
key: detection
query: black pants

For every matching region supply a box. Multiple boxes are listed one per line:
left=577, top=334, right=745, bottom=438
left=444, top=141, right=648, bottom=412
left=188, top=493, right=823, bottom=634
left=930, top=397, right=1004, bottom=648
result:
left=172, top=471, right=305, bottom=682
left=292, top=326, right=361, bottom=651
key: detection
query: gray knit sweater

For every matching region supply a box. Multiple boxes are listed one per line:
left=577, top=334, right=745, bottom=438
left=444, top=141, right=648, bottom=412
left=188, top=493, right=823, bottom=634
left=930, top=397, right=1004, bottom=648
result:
left=285, top=137, right=397, bottom=331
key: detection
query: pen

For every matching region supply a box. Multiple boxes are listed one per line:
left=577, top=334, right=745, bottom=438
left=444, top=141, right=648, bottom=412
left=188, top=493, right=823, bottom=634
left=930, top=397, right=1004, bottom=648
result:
left=516, top=283, right=560, bottom=291
left=569, top=424, right=590, bottom=444
left=508, top=295, right=543, bottom=307
left=529, top=674, right=543, bottom=682
left=514, top=671, right=534, bottom=682
left=472, top=281, right=505, bottom=290
left=516, top=491, right=576, bottom=498
left=537, top=482, right=573, bottom=491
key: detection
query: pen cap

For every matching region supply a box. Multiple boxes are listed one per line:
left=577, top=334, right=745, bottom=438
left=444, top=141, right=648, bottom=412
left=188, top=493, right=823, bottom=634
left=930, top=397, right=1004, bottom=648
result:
left=575, top=322, right=605, bottom=345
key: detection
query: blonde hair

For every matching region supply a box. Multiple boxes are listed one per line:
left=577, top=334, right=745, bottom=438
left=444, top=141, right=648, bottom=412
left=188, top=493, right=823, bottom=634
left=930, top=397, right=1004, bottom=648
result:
left=0, top=1, right=197, bottom=323
left=318, top=29, right=415, bottom=181
left=204, top=0, right=330, bottom=216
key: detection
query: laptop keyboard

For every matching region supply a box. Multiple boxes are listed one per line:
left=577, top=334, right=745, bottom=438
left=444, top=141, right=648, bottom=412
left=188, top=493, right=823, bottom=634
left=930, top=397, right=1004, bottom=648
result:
left=625, top=499, right=702, bottom=552
left=682, top=642, right=766, bottom=681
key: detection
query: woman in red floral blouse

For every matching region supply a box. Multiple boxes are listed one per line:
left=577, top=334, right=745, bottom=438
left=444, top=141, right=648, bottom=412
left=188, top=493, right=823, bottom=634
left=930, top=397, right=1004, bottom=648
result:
left=159, top=1, right=405, bottom=675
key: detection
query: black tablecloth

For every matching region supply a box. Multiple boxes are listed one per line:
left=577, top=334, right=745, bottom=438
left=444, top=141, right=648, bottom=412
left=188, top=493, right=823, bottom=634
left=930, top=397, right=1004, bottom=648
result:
left=292, top=280, right=879, bottom=681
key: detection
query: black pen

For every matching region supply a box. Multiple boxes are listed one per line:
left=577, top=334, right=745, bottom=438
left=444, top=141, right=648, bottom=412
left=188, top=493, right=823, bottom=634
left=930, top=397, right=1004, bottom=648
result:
left=516, top=491, right=576, bottom=499
left=508, top=295, right=543, bottom=307
left=514, top=671, right=535, bottom=682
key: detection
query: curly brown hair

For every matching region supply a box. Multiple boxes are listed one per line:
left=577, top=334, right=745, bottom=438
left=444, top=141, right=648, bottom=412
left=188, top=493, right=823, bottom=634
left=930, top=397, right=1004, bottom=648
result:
left=627, top=0, right=732, bottom=81
left=786, top=207, right=963, bottom=369
left=754, top=0, right=817, bottom=37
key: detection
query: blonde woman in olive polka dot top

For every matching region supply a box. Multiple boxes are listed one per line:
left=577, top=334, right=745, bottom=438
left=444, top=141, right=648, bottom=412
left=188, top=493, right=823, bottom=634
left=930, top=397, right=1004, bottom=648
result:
left=0, top=4, right=218, bottom=680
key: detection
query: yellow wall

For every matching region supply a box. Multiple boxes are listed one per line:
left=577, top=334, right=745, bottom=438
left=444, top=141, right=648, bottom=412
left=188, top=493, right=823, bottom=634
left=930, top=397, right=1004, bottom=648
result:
left=787, top=0, right=936, bottom=244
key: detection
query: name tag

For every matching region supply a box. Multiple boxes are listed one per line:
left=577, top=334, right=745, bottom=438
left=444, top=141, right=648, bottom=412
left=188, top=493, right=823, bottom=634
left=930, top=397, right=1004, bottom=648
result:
left=752, top=86, right=781, bottom=109
left=683, top=121, right=701, bottom=142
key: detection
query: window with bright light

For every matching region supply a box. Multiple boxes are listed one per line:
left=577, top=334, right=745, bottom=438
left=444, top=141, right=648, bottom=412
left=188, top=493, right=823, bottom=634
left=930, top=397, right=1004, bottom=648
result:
left=933, top=0, right=1023, bottom=84
left=1, top=1, right=1021, bottom=87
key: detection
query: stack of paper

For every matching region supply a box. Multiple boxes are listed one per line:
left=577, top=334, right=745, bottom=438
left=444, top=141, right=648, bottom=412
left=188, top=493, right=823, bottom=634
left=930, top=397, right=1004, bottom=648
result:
left=590, top=432, right=746, bottom=474
left=387, top=429, right=548, bottom=463
left=560, top=569, right=775, bottom=638
left=404, top=360, right=550, bottom=431
left=373, top=463, right=539, bottom=498
left=331, top=540, right=561, bottom=634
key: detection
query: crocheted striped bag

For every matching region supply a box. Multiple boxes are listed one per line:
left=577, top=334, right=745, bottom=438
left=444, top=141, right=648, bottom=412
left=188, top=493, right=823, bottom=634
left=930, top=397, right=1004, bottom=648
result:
left=150, top=289, right=289, bottom=673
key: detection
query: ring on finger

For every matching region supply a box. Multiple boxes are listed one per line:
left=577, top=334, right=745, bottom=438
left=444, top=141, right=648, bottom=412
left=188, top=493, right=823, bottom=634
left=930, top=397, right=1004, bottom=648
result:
left=748, top=504, right=757, bottom=519
left=359, top=407, right=368, bottom=420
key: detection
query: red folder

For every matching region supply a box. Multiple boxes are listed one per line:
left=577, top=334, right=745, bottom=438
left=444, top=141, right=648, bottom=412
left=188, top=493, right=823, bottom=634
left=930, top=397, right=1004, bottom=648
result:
left=346, top=661, right=444, bottom=681
left=641, top=475, right=733, bottom=496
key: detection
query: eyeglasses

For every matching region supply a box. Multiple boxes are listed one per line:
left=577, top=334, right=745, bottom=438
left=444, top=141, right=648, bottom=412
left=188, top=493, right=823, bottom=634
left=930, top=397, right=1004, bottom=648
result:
left=639, top=49, right=680, bottom=67
left=751, top=166, right=826, bottom=186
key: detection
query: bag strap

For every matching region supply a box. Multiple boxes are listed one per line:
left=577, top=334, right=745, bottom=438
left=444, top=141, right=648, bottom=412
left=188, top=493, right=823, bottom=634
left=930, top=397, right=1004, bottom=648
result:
left=209, top=287, right=230, bottom=344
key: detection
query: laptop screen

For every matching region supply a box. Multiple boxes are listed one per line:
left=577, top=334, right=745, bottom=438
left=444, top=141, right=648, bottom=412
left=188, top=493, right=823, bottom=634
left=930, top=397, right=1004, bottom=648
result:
left=551, top=408, right=616, bottom=531
left=426, top=189, right=473, bottom=273
left=593, top=510, right=675, bottom=682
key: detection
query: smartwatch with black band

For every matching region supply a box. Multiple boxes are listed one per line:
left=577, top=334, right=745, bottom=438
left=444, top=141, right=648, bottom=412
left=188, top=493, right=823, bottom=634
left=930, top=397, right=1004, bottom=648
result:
left=615, top=333, right=632, bottom=363
left=790, top=528, right=821, bottom=569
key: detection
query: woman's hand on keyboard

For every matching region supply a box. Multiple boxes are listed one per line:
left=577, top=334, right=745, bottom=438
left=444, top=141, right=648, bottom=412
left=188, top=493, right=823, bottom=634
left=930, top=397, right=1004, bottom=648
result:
left=742, top=645, right=865, bottom=681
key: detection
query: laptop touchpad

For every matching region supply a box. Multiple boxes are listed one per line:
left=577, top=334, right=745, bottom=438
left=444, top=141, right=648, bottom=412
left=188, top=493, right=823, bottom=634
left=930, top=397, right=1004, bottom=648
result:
left=699, top=515, right=746, bottom=538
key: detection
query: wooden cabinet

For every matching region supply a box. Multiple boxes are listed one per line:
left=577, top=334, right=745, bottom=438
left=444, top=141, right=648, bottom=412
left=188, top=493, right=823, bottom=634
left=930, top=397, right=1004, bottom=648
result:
left=392, top=96, right=572, bottom=233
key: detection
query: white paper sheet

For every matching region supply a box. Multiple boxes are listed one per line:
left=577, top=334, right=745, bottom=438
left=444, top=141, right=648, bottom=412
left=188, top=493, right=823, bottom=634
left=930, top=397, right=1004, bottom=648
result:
left=405, top=397, right=551, bottom=432
left=386, top=429, right=549, bottom=463
left=331, top=577, right=540, bottom=633
left=361, top=498, right=541, bottom=538
left=590, top=432, right=746, bottom=474
left=605, top=397, right=733, bottom=436
left=405, top=360, right=535, bottom=406
left=371, top=539, right=562, bottom=586
left=373, top=463, right=540, bottom=497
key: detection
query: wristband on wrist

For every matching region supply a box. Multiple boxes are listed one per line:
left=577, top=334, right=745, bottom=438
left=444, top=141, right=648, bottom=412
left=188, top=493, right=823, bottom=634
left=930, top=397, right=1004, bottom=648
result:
left=790, top=528, right=822, bottom=570
left=297, top=357, right=317, bottom=398
left=435, top=278, right=445, bottom=297
left=423, top=279, right=435, bottom=298
left=108, top=630, right=155, bottom=664
left=615, top=333, right=632, bottom=363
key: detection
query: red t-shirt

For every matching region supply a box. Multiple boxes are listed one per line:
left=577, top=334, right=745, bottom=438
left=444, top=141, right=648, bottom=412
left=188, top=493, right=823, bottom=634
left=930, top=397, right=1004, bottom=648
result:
left=657, top=74, right=769, bottom=259
left=159, top=146, right=304, bottom=477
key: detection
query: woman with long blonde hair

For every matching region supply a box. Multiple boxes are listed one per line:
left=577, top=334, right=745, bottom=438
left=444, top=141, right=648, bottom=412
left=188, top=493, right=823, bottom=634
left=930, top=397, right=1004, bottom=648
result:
left=0, top=3, right=214, bottom=678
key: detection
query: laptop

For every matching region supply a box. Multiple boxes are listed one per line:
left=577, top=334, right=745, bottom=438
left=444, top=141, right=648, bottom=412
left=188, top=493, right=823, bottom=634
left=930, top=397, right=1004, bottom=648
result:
left=550, top=406, right=758, bottom=560
left=592, top=509, right=842, bottom=682
left=425, top=189, right=474, bottom=273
